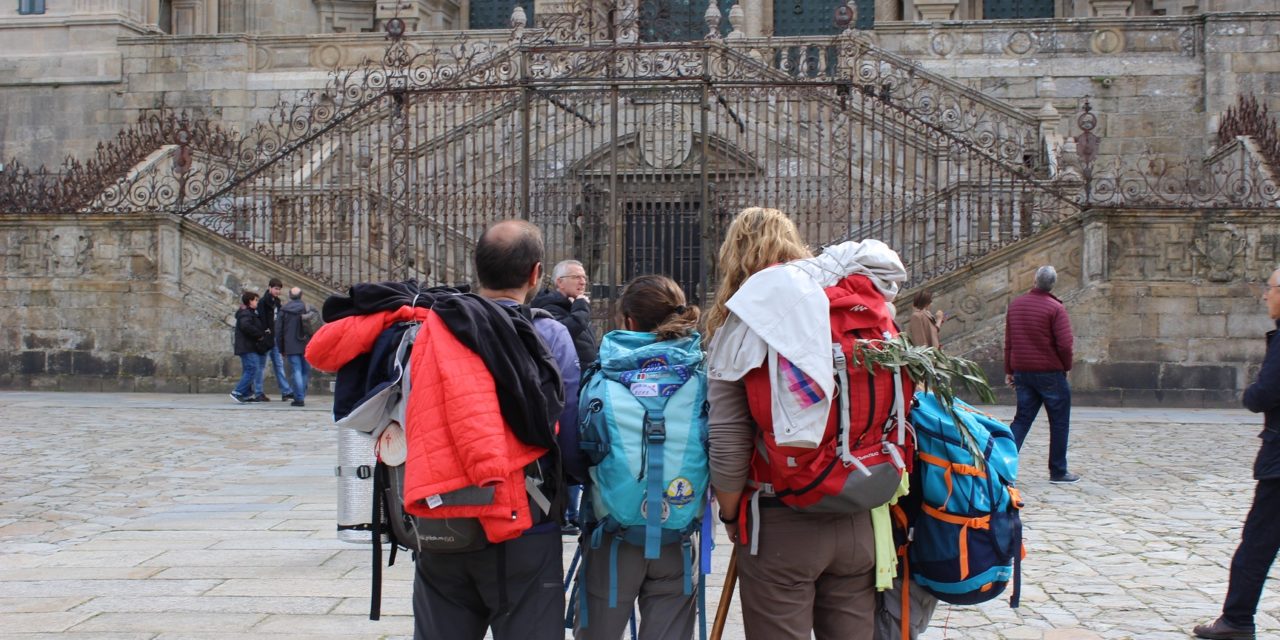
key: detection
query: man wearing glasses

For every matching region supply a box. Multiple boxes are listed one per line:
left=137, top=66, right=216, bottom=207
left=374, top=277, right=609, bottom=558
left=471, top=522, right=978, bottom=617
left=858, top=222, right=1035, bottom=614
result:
left=533, top=259, right=598, bottom=536
left=1195, top=269, right=1280, bottom=640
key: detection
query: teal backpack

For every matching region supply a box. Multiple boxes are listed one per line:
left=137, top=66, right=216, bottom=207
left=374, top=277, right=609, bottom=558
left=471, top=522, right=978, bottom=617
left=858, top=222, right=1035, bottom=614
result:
left=907, top=392, right=1024, bottom=607
left=575, top=329, right=710, bottom=628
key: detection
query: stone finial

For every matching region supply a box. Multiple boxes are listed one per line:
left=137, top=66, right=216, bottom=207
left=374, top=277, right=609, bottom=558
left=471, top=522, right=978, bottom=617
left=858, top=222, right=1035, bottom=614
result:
left=1057, top=138, right=1085, bottom=184
left=726, top=3, right=745, bottom=39
left=705, top=2, right=723, bottom=40
left=511, top=4, right=528, bottom=41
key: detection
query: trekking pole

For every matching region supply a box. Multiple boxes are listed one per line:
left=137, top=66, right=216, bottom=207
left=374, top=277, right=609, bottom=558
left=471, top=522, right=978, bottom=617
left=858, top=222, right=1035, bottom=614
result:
left=710, top=553, right=738, bottom=640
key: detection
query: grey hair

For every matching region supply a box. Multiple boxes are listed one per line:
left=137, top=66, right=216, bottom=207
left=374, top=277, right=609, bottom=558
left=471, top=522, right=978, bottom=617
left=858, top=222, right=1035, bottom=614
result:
left=288, top=287, right=303, bottom=300
left=1034, top=266, right=1057, bottom=292
left=552, top=259, right=584, bottom=281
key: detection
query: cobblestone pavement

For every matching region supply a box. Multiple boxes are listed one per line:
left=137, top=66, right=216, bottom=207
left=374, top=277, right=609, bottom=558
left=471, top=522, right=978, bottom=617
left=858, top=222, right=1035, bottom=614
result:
left=0, top=392, right=1277, bottom=639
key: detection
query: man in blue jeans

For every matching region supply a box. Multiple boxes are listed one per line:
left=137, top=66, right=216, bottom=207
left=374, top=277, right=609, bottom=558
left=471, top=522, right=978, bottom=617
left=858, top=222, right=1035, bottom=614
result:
left=276, top=287, right=320, bottom=407
left=1194, top=267, right=1280, bottom=640
left=1003, top=265, right=1080, bottom=484
left=257, top=278, right=295, bottom=402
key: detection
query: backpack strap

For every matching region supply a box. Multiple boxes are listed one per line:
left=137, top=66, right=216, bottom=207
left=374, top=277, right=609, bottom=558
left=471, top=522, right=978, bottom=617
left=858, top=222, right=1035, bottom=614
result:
left=369, top=461, right=386, bottom=621
left=833, top=344, right=871, bottom=477
left=642, top=407, right=666, bottom=560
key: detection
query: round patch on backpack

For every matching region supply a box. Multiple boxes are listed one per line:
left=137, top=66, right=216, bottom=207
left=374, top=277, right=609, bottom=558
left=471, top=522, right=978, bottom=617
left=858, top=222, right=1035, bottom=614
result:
left=665, top=477, right=695, bottom=507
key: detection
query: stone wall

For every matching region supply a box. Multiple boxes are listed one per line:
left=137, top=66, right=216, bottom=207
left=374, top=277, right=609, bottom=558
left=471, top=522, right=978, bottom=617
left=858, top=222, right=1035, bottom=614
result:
left=0, top=213, right=337, bottom=392
left=902, top=207, right=1280, bottom=407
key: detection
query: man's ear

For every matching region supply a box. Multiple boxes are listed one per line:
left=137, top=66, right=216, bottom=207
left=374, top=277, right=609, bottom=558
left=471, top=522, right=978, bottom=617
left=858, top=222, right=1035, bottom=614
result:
left=528, top=262, right=543, bottom=288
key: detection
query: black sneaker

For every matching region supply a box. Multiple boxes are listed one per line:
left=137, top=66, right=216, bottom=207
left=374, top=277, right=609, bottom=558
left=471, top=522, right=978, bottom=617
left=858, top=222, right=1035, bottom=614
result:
left=282, top=393, right=295, bottom=401
left=230, top=393, right=248, bottom=404
left=1049, top=472, right=1081, bottom=484
left=560, top=523, right=581, bottom=537
left=254, top=394, right=270, bottom=402
left=290, top=399, right=305, bottom=407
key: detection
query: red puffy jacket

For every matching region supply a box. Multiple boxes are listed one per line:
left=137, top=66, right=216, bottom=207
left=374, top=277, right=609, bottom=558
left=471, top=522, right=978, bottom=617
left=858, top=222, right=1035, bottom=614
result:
left=306, top=307, right=547, bottom=543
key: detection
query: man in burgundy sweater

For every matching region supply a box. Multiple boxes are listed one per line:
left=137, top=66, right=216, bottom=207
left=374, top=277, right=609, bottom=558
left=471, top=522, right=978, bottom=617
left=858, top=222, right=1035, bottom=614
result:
left=1004, top=265, right=1080, bottom=484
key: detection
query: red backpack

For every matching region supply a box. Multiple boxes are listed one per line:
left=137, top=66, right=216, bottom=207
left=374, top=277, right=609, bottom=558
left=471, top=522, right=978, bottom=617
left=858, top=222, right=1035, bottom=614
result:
left=740, top=274, right=915, bottom=542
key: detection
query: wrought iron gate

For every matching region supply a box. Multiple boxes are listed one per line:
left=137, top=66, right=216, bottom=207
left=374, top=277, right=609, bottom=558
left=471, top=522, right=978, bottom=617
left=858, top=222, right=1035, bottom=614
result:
left=1, top=0, right=1077, bottom=325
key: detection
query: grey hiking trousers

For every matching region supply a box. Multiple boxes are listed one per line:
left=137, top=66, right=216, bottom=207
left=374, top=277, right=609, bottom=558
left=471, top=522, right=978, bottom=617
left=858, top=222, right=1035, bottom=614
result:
left=874, top=575, right=939, bottom=640
left=573, top=532, right=698, bottom=640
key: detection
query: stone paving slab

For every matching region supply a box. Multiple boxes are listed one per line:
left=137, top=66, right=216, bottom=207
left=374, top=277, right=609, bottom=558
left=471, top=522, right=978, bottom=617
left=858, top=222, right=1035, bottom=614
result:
left=0, top=391, right=1278, bottom=639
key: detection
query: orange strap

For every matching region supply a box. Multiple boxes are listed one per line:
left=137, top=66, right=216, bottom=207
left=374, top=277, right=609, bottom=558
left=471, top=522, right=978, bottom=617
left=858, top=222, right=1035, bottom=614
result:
left=917, top=452, right=987, bottom=478
left=923, top=505, right=991, bottom=581
left=901, top=551, right=911, bottom=640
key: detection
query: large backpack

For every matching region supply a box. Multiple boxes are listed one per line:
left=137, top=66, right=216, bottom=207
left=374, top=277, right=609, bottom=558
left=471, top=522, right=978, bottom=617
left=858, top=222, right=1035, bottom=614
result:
left=907, top=392, right=1024, bottom=607
left=576, top=330, right=709, bottom=625
left=338, top=318, right=558, bottom=620
left=740, top=273, right=915, bottom=539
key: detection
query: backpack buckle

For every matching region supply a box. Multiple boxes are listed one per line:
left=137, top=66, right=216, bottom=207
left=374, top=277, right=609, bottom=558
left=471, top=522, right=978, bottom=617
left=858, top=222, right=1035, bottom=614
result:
left=644, top=415, right=666, bottom=444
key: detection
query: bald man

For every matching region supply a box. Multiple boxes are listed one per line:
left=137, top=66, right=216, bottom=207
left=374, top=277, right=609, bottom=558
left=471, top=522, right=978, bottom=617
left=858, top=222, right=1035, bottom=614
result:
left=411, top=220, right=585, bottom=640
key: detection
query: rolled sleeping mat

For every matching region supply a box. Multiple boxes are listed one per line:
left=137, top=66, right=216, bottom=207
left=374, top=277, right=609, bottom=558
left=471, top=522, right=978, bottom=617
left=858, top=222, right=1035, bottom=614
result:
left=336, top=427, right=383, bottom=544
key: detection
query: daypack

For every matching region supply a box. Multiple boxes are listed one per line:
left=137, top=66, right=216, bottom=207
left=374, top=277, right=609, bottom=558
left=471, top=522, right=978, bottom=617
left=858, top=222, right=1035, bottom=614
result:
left=576, top=330, right=710, bottom=625
left=907, top=392, right=1024, bottom=607
left=300, top=305, right=323, bottom=338
left=740, top=273, right=915, bottom=543
left=337, top=318, right=558, bottom=620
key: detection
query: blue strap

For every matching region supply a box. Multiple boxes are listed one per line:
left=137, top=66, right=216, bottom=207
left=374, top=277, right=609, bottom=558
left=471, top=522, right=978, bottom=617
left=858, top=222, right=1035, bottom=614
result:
left=697, top=555, right=708, bottom=640
left=643, top=409, right=666, bottom=560
left=699, top=500, right=714, bottom=574
left=608, top=534, right=623, bottom=609
left=680, top=538, right=693, bottom=596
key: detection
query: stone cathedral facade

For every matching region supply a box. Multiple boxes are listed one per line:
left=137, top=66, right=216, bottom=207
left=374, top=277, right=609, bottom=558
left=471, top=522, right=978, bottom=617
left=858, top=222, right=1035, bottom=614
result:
left=0, top=0, right=1278, bottom=402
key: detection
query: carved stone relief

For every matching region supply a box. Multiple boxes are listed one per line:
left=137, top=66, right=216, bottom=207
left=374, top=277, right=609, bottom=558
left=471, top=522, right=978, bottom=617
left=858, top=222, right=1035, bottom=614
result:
left=640, top=105, right=694, bottom=170
left=1190, top=224, right=1247, bottom=283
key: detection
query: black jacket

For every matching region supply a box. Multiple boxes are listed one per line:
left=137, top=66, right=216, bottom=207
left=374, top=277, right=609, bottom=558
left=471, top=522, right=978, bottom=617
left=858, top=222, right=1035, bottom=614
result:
left=322, top=280, right=467, bottom=322
left=1244, top=321, right=1280, bottom=480
left=531, top=289, right=598, bottom=367
left=258, top=292, right=282, bottom=338
left=234, top=307, right=270, bottom=355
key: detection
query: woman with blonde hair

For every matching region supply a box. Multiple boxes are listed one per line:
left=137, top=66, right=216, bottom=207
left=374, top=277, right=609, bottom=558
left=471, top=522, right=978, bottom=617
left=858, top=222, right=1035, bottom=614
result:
left=705, top=207, right=881, bottom=640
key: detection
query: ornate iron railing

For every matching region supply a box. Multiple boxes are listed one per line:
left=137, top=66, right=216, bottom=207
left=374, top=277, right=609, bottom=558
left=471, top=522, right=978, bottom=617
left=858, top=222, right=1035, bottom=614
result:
left=1, top=0, right=1085, bottom=297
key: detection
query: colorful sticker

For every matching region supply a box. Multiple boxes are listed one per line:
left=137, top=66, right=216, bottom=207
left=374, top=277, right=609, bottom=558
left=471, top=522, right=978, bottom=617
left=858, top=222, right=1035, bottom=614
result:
left=665, top=477, right=695, bottom=507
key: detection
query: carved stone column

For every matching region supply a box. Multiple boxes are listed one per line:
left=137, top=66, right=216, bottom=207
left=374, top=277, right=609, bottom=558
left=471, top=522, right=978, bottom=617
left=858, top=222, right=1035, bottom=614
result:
left=741, top=0, right=763, bottom=37
left=874, top=0, right=900, bottom=23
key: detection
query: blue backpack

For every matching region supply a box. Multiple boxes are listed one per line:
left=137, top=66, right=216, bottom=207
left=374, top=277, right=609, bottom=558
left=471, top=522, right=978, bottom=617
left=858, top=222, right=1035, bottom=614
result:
left=575, top=330, right=710, bottom=623
left=907, top=392, right=1024, bottom=607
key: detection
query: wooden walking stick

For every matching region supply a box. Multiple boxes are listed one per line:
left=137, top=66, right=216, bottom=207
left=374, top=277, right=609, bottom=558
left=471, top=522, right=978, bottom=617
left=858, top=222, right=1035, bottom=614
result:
left=710, top=552, right=738, bottom=640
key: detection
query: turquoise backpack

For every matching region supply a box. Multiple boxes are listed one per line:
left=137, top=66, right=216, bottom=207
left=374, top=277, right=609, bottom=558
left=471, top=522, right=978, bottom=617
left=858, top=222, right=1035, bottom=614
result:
left=575, top=329, right=710, bottom=626
left=907, top=392, right=1024, bottom=607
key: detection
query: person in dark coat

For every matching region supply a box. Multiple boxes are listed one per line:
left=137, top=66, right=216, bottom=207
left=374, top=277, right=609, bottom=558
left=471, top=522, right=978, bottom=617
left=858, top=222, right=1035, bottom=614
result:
left=256, top=277, right=295, bottom=402
left=1194, top=267, right=1280, bottom=640
left=531, top=258, right=597, bottom=534
left=276, top=287, right=321, bottom=407
left=232, top=291, right=270, bottom=403
left=531, top=259, right=597, bottom=367
left=1004, top=265, right=1079, bottom=484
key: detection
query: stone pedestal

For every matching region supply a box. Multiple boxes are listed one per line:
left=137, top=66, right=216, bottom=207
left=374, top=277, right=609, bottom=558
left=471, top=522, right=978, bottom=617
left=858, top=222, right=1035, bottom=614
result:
left=316, top=0, right=377, bottom=33
left=1089, top=0, right=1133, bottom=16
left=910, top=0, right=959, bottom=21
left=376, top=0, right=460, bottom=31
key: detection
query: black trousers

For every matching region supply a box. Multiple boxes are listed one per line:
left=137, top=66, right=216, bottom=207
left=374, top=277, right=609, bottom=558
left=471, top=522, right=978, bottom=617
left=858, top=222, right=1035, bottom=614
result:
left=413, top=530, right=565, bottom=640
left=1223, top=478, right=1280, bottom=628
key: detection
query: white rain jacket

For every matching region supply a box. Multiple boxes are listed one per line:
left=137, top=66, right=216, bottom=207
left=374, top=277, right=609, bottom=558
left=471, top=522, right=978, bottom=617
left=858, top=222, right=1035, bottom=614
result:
left=707, top=239, right=906, bottom=448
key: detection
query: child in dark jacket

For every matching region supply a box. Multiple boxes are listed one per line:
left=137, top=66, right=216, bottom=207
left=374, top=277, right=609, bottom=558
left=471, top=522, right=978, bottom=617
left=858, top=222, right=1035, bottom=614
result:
left=231, top=291, right=269, bottom=403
